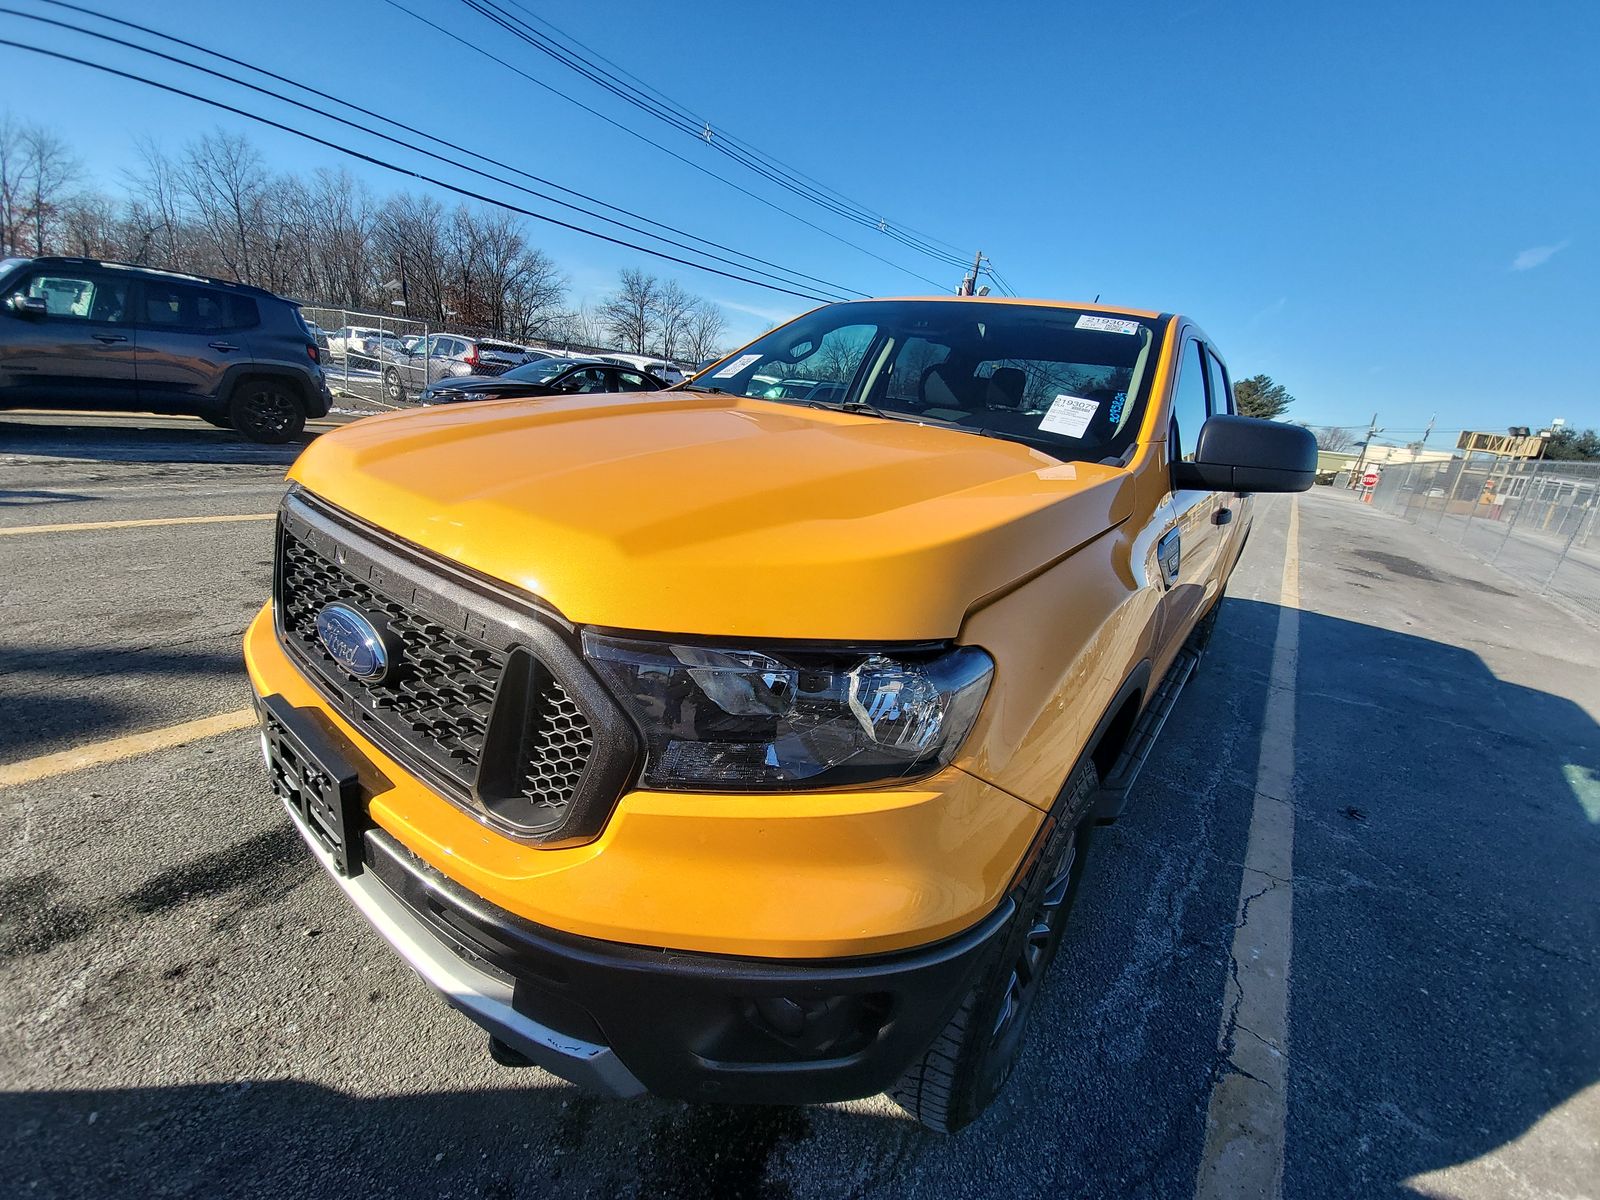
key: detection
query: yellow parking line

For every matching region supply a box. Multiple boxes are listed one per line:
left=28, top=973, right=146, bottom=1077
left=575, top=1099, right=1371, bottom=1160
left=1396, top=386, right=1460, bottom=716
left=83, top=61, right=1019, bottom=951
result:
left=0, top=708, right=257, bottom=788
left=0, top=513, right=276, bottom=537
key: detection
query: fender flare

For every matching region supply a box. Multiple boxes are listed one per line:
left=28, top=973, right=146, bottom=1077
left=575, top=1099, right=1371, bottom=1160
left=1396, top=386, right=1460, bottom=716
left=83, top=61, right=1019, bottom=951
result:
left=218, top=364, right=321, bottom=415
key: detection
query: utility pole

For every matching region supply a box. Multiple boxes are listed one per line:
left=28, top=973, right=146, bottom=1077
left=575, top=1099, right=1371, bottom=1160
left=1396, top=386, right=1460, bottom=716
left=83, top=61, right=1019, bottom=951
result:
left=1350, top=412, right=1381, bottom=484
left=959, top=250, right=983, bottom=296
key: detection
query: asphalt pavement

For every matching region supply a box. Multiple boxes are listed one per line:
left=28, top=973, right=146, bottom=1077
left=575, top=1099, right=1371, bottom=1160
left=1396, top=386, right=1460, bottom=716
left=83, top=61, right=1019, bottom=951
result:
left=3, top=413, right=1596, bottom=1199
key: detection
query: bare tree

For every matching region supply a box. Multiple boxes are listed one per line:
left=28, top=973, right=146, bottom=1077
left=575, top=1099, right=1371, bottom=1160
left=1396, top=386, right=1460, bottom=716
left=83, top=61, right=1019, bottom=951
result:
left=680, top=300, right=728, bottom=363
left=0, top=116, right=81, bottom=254
left=652, top=279, right=695, bottom=358
left=22, top=127, right=81, bottom=253
left=598, top=267, right=659, bottom=353
left=177, top=129, right=271, bottom=281
left=1315, top=425, right=1355, bottom=452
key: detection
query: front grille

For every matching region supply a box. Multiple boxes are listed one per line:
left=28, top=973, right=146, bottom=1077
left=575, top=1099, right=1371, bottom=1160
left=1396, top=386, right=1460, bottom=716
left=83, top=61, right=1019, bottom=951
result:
left=273, top=492, right=634, bottom=843
left=278, top=533, right=504, bottom=788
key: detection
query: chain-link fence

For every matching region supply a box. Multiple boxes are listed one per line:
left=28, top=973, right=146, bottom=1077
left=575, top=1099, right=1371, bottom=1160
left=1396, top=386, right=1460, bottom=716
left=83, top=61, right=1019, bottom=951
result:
left=298, top=305, right=630, bottom=414
left=1364, top=457, right=1600, bottom=620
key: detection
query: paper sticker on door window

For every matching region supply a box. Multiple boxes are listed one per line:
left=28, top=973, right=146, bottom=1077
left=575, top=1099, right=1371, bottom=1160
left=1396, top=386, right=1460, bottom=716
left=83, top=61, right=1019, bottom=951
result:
left=1039, top=394, right=1100, bottom=439
left=1075, top=315, right=1139, bottom=336
left=711, top=353, right=761, bottom=379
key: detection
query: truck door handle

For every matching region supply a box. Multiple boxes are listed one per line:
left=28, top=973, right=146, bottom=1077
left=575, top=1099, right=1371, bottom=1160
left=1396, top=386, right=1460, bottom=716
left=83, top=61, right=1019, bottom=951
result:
left=1214, top=506, right=1234, bottom=526
left=93, top=333, right=128, bottom=344
left=208, top=341, right=239, bottom=351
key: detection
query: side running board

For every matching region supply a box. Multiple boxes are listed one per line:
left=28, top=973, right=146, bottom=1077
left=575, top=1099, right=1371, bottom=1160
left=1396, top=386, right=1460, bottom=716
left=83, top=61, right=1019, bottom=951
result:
left=1092, top=646, right=1201, bottom=823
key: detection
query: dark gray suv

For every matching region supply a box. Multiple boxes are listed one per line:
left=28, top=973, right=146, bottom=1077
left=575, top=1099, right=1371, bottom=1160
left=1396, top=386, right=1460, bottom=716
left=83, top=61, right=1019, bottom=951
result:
left=0, top=257, right=332, bottom=443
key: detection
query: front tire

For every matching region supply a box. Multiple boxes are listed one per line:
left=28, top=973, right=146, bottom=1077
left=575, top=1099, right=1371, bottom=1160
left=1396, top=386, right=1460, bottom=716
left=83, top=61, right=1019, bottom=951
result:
left=229, top=382, right=306, bottom=444
left=890, top=759, right=1097, bottom=1133
left=383, top=368, right=407, bottom=405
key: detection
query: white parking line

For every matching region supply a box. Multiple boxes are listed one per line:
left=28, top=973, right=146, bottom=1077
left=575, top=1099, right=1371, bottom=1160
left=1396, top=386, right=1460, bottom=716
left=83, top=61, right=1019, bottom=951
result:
left=1194, top=497, right=1301, bottom=1200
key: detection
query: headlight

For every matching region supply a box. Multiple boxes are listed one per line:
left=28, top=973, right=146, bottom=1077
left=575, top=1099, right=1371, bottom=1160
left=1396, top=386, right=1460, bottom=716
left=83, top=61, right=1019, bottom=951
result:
left=582, top=633, right=993, bottom=790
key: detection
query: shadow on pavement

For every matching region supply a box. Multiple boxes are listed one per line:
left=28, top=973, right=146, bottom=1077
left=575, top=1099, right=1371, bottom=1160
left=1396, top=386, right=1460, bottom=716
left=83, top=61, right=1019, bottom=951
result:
left=2, top=599, right=1595, bottom=1199
left=0, top=417, right=320, bottom=466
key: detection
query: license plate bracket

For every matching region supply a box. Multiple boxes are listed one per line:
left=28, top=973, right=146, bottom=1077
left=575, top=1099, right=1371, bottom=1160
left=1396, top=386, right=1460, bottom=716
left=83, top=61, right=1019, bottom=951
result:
left=260, top=694, right=366, bottom=876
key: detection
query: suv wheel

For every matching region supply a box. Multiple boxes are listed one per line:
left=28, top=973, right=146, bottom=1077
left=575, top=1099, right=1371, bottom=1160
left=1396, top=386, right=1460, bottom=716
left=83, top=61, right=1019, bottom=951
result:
left=383, top=368, right=407, bottom=404
left=230, top=382, right=307, bottom=443
left=890, top=759, right=1098, bottom=1133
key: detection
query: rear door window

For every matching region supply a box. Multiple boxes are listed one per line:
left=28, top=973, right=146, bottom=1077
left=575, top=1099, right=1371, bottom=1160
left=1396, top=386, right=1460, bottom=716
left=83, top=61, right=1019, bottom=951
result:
left=140, top=280, right=234, bottom=331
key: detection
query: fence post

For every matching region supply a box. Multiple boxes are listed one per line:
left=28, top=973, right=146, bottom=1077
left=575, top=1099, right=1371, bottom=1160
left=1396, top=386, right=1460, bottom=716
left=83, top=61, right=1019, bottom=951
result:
left=1493, top=455, right=1542, bottom=564
left=1436, top=457, right=1469, bottom=531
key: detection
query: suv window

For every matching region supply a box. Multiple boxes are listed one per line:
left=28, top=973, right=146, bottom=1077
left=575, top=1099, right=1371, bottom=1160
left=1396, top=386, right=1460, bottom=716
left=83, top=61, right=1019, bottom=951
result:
left=613, top=370, right=654, bottom=392
left=18, top=270, right=129, bottom=322
left=1171, top=339, right=1209, bottom=461
left=140, top=280, right=256, bottom=331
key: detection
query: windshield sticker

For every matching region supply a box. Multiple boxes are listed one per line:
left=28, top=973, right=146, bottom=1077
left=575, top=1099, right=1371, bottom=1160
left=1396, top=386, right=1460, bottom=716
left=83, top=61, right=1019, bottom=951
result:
left=1075, top=315, right=1139, bottom=336
left=712, top=353, right=761, bottom=379
left=1107, top=392, right=1127, bottom=424
left=1039, top=394, right=1100, bottom=439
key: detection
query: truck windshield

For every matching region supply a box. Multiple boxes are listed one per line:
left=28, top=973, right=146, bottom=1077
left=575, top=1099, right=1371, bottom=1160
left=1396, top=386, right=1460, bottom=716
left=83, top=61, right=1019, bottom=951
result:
left=688, top=300, right=1166, bottom=463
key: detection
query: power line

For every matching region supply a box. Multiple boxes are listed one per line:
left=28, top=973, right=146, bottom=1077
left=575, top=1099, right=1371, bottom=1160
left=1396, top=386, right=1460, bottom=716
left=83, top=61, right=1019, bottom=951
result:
left=378, top=0, right=949, bottom=291
left=12, top=2, right=860, bottom=301
left=500, top=0, right=971, bottom=262
left=477, top=0, right=973, bottom=270
left=0, top=36, right=840, bottom=302
left=458, top=0, right=967, bottom=271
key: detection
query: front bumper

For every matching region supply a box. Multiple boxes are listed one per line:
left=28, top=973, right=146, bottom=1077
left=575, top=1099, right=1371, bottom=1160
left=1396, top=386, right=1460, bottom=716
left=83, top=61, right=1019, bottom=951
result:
left=244, top=604, right=1042, bottom=958
left=280, top=771, right=1010, bottom=1103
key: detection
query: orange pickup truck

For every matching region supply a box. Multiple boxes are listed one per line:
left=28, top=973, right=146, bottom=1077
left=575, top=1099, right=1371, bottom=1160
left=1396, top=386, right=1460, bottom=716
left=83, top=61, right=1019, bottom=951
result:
left=244, top=296, right=1314, bottom=1131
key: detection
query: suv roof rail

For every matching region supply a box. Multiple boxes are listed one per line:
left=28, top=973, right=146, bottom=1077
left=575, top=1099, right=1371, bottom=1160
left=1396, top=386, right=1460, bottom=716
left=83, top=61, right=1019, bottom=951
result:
left=24, top=256, right=282, bottom=300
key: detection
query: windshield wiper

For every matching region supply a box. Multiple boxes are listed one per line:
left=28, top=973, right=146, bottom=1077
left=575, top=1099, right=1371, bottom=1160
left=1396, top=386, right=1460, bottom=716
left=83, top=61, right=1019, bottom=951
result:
left=806, top=398, right=887, bottom=418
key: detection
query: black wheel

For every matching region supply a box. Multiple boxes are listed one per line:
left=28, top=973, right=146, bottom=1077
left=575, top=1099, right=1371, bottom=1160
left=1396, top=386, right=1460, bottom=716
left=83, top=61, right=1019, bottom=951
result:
left=890, top=759, right=1097, bottom=1133
left=383, top=368, right=407, bottom=405
left=229, top=382, right=306, bottom=444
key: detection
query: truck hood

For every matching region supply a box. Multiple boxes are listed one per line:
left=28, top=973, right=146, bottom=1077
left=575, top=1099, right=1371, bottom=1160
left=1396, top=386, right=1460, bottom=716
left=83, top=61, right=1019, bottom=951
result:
left=289, top=394, right=1134, bottom=641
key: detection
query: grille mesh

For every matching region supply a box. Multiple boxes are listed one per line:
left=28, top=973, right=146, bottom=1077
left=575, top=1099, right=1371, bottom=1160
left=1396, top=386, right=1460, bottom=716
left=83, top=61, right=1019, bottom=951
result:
left=278, top=528, right=595, bottom=818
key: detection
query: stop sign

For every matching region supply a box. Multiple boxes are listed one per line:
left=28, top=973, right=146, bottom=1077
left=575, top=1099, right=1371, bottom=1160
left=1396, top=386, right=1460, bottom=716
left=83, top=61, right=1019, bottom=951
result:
left=1362, top=471, right=1379, bottom=488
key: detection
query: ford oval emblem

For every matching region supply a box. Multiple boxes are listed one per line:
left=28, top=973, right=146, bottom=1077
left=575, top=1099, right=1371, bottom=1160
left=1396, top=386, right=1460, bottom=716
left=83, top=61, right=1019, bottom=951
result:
left=315, top=603, right=393, bottom=682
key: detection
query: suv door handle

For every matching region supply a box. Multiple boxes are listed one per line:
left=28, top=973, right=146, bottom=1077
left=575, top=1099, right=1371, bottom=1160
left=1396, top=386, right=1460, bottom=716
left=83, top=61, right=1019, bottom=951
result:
left=208, top=341, right=239, bottom=351
left=93, top=333, right=128, bottom=344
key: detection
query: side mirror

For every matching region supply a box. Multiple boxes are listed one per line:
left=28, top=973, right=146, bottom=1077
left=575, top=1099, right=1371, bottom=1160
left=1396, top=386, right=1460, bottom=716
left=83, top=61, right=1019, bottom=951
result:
left=9, top=294, right=48, bottom=318
left=1173, top=414, right=1317, bottom=493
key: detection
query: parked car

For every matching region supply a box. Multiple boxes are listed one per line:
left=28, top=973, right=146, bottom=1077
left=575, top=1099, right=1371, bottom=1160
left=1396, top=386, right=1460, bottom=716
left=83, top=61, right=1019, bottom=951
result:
left=326, top=326, right=383, bottom=359
left=379, top=335, right=540, bottom=402
left=244, top=296, right=1314, bottom=1132
left=420, top=357, right=663, bottom=404
left=0, top=256, right=331, bottom=442
left=358, top=332, right=407, bottom=364
left=594, top=352, right=683, bottom=385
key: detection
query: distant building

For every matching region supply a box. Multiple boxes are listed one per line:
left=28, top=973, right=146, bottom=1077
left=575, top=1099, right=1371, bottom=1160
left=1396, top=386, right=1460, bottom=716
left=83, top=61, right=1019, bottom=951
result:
left=1364, top=444, right=1454, bottom=466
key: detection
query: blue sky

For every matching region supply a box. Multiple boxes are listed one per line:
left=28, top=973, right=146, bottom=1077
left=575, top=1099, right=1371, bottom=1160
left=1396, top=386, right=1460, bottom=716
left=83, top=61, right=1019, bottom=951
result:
left=3, top=0, right=1595, bottom=443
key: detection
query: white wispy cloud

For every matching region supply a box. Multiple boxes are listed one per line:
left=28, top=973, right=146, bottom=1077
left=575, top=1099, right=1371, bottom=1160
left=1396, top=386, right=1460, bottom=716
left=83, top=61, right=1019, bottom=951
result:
left=1511, top=240, right=1571, bottom=271
left=707, top=296, right=808, bottom=326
